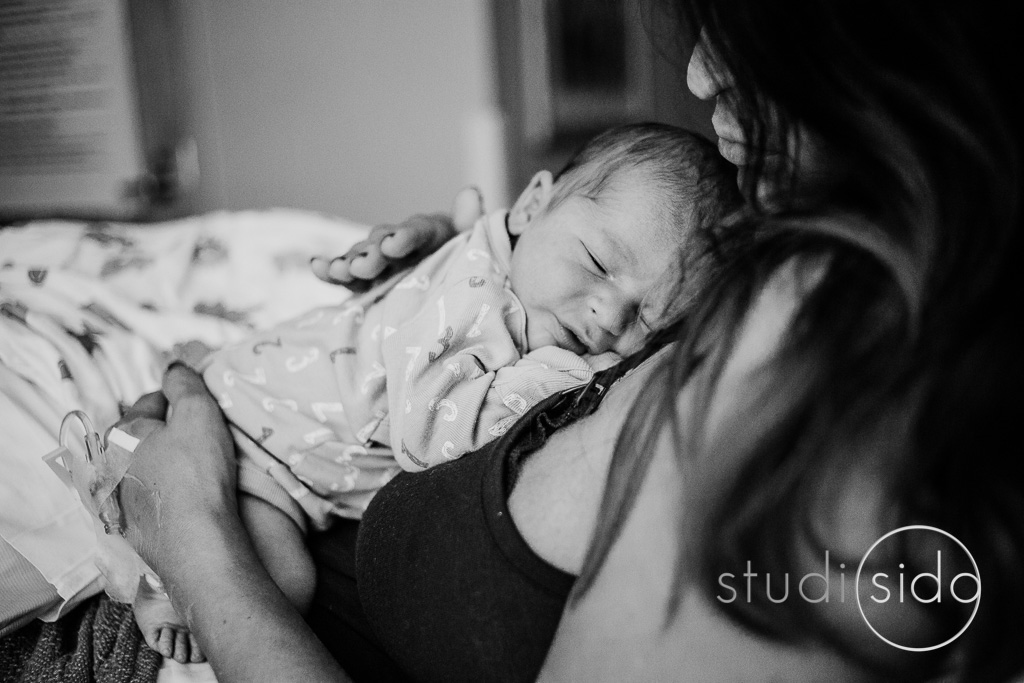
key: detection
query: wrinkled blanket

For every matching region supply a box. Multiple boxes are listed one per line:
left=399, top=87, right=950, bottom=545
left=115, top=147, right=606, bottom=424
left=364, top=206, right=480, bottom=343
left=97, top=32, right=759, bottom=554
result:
left=0, top=209, right=368, bottom=674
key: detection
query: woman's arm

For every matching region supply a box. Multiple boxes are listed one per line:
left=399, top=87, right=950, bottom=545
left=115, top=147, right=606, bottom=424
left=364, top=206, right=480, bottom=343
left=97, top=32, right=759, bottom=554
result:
left=114, top=365, right=349, bottom=683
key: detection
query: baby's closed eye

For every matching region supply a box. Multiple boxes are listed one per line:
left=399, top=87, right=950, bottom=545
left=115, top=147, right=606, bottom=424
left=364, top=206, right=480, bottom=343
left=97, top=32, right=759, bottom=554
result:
left=583, top=244, right=608, bottom=275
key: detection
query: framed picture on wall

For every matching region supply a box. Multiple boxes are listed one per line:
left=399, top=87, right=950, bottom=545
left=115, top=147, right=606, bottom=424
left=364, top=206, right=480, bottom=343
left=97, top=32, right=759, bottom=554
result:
left=518, top=0, right=654, bottom=147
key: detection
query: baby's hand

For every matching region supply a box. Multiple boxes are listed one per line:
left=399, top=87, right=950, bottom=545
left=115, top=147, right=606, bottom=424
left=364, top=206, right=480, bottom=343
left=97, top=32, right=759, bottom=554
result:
left=312, top=186, right=484, bottom=293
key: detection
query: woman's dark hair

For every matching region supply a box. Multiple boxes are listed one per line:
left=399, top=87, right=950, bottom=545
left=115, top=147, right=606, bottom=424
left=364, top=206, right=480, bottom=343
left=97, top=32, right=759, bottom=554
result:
left=576, top=2, right=1022, bottom=681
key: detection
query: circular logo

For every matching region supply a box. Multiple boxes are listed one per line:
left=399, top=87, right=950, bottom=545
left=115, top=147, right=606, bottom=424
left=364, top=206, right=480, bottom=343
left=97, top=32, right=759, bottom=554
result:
left=855, top=525, right=980, bottom=652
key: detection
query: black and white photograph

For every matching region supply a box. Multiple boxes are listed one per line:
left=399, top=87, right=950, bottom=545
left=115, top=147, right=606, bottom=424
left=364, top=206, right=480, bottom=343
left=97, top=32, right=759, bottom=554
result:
left=1, top=1, right=1018, bottom=681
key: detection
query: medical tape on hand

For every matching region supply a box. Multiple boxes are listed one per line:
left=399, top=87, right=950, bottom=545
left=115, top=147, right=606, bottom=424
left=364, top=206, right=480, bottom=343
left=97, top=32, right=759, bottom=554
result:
left=107, top=427, right=140, bottom=453
left=95, top=427, right=140, bottom=536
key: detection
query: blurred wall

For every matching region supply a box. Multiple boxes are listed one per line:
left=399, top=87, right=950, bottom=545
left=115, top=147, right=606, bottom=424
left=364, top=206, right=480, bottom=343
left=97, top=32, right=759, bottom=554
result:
left=169, top=0, right=506, bottom=225
left=492, top=0, right=714, bottom=202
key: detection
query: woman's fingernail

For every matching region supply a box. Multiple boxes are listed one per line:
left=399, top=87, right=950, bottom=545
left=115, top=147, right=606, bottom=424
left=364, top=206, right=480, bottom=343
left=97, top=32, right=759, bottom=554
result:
left=328, top=260, right=347, bottom=279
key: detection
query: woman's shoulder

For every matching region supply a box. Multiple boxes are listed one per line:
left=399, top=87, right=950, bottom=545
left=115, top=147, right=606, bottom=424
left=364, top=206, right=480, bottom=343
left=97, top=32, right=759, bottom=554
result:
left=508, top=345, right=675, bottom=575
left=535, top=404, right=880, bottom=682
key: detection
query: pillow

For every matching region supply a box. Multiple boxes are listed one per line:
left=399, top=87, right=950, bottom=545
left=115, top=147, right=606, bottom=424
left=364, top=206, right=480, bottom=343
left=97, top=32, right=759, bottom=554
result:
left=0, top=369, right=103, bottom=636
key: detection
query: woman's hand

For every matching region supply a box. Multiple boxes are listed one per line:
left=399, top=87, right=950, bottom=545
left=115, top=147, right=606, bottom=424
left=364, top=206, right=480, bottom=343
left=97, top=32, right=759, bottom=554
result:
left=311, top=186, right=484, bottom=292
left=110, top=364, right=237, bottom=576
left=110, top=364, right=348, bottom=681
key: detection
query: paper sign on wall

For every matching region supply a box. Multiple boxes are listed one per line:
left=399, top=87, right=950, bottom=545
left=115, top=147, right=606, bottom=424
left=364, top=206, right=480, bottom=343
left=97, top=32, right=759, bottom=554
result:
left=0, top=0, right=147, bottom=218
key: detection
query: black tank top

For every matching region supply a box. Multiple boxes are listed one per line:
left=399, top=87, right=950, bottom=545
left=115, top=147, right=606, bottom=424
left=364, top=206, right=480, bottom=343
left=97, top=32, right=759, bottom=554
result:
left=308, top=356, right=647, bottom=682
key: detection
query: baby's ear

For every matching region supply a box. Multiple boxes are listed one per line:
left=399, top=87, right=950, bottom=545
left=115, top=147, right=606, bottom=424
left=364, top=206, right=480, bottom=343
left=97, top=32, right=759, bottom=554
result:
left=508, top=171, right=553, bottom=236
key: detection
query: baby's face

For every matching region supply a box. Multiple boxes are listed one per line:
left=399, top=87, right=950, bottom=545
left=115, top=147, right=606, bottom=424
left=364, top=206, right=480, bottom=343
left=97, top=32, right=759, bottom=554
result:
left=508, top=170, right=686, bottom=357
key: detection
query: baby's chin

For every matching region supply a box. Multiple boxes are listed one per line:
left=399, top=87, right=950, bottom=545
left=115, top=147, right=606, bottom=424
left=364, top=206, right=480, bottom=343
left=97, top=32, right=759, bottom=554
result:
left=525, top=335, right=566, bottom=354
left=583, top=350, right=623, bottom=371
left=524, top=335, right=622, bottom=370
left=545, top=325, right=589, bottom=356
left=524, top=326, right=626, bottom=370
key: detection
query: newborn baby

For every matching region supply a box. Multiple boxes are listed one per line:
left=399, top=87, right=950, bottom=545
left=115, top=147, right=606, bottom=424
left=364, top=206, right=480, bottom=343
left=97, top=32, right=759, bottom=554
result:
left=136, top=122, right=739, bottom=661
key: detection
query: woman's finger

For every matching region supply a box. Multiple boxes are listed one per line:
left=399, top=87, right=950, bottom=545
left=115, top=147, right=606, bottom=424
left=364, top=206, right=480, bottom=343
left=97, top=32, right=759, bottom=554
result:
left=161, top=362, right=211, bottom=405
left=326, top=255, right=358, bottom=285
left=309, top=256, right=332, bottom=281
left=347, top=241, right=386, bottom=280
left=451, top=186, right=485, bottom=233
left=348, top=224, right=394, bottom=264
left=311, top=233, right=382, bottom=287
left=378, top=223, right=429, bottom=259
left=105, top=389, right=168, bottom=447
left=162, top=364, right=231, bottom=436
left=311, top=252, right=368, bottom=288
left=121, top=389, right=168, bottom=422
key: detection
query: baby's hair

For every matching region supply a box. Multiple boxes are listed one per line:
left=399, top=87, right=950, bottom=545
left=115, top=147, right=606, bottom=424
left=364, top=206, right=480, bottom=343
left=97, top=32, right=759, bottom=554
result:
left=548, top=122, right=741, bottom=238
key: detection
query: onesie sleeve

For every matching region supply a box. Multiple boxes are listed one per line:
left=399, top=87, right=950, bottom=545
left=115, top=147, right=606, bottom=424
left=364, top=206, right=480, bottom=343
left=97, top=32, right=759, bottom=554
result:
left=380, top=278, right=593, bottom=471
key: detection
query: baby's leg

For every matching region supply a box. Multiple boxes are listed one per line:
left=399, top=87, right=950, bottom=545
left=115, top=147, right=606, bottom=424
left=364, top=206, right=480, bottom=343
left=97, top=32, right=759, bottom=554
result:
left=239, top=494, right=317, bottom=613
left=134, top=574, right=205, bottom=663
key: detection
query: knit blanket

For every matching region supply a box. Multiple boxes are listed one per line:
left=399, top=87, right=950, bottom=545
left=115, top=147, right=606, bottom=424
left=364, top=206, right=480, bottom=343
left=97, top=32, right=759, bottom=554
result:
left=0, top=595, right=159, bottom=683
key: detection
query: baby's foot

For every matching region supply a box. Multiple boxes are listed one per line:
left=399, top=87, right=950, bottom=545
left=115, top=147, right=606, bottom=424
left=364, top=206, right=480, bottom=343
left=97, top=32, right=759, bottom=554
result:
left=133, top=575, right=206, bottom=663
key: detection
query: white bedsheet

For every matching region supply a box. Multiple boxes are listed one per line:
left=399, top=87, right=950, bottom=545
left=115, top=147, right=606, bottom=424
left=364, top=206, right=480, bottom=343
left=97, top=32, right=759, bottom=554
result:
left=0, top=208, right=367, bottom=671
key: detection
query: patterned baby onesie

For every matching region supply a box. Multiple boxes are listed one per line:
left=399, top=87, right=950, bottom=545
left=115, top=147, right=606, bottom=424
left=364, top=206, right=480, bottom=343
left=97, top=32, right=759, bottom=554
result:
left=203, top=211, right=595, bottom=530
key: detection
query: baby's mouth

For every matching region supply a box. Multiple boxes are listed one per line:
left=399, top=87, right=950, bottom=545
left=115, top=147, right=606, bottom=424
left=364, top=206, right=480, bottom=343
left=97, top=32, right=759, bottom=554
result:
left=556, top=323, right=588, bottom=355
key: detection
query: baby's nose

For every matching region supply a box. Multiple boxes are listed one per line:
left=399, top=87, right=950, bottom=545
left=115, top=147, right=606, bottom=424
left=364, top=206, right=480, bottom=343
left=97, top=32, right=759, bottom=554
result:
left=591, top=296, right=634, bottom=339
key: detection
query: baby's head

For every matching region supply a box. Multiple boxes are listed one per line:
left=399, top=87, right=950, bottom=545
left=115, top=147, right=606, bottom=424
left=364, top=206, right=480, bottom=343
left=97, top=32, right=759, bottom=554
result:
left=507, top=122, right=739, bottom=357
